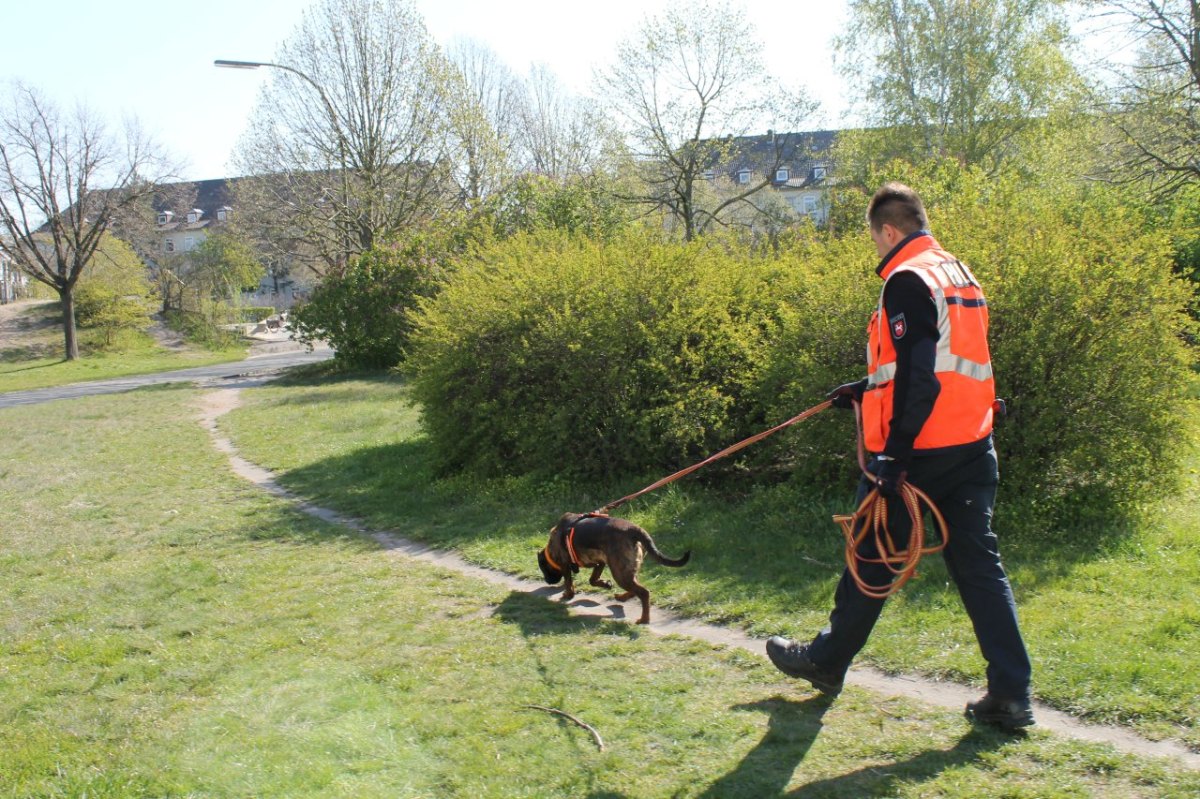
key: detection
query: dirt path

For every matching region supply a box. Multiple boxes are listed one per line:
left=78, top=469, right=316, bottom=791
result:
left=198, top=386, right=1200, bottom=771
left=0, top=299, right=59, bottom=356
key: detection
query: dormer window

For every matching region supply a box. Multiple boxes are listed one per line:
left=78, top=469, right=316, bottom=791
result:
left=216, top=206, right=230, bottom=222
left=702, top=170, right=715, bottom=181
left=737, top=168, right=752, bottom=185
left=157, top=211, right=173, bottom=225
left=775, top=167, right=790, bottom=182
left=812, top=165, right=827, bottom=181
left=187, top=209, right=203, bottom=224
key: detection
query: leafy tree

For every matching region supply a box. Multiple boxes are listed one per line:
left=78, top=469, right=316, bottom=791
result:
left=836, top=0, right=1082, bottom=173
left=231, top=0, right=461, bottom=276
left=0, top=82, right=171, bottom=359
left=189, top=232, right=265, bottom=302
left=154, top=232, right=264, bottom=314
left=596, top=0, right=818, bottom=240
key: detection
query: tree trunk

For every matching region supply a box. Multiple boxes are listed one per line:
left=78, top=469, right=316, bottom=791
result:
left=60, top=288, right=79, bottom=361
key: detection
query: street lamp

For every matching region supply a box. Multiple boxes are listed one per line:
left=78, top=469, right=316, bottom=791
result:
left=215, top=58, right=353, bottom=263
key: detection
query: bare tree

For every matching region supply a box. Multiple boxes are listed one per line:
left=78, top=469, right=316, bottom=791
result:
left=516, top=65, right=620, bottom=180
left=0, top=83, right=171, bottom=360
left=445, top=40, right=523, bottom=207
left=1086, top=1, right=1200, bottom=194
left=230, top=0, right=460, bottom=277
left=837, top=0, right=1081, bottom=172
left=595, top=1, right=818, bottom=240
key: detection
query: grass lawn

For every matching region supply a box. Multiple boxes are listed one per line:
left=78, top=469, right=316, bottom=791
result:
left=221, top=372, right=1200, bottom=751
left=1, top=384, right=1197, bottom=794
left=0, top=301, right=246, bottom=394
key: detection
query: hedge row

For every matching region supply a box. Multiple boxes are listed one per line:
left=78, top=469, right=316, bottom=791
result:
left=405, top=175, right=1195, bottom=513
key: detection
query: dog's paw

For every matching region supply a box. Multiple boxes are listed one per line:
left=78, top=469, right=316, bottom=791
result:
left=591, top=579, right=613, bottom=589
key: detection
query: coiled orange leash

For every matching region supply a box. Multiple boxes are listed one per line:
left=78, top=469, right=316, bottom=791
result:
left=832, top=401, right=949, bottom=599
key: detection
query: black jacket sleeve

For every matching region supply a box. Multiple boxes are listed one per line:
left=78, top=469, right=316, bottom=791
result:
left=882, top=271, right=940, bottom=461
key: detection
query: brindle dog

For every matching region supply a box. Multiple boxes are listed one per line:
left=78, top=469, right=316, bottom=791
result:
left=537, top=512, right=691, bottom=624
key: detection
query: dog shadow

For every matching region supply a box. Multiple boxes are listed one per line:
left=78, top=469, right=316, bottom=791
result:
left=694, top=695, right=832, bottom=798
left=527, top=585, right=631, bottom=622
left=492, top=591, right=638, bottom=638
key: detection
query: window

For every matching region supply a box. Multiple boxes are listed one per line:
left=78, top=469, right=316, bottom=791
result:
left=702, top=170, right=715, bottom=181
left=184, top=236, right=195, bottom=252
left=157, top=212, right=172, bottom=225
left=164, top=239, right=175, bottom=253
left=737, top=168, right=752, bottom=184
left=216, top=207, right=229, bottom=222
left=775, top=167, right=790, bottom=182
left=803, top=196, right=818, bottom=215
left=812, top=166, right=827, bottom=181
left=187, top=209, right=202, bottom=224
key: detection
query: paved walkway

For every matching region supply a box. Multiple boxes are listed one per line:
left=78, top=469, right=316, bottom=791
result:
left=0, top=344, right=333, bottom=408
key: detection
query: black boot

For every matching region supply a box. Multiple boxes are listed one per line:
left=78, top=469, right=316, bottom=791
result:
left=965, top=693, right=1035, bottom=732
left=765, top=636, right=843, bottom=696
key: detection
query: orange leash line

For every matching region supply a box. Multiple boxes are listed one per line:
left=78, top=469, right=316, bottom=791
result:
left=593, top=400, right=834, bottom=515
left=832, top=402, right=949, bottom=600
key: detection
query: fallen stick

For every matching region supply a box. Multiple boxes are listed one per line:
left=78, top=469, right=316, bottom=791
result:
left=522, top=704, right=605, bottom=751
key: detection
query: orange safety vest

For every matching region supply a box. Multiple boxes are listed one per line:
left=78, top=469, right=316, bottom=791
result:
left=862, top=234, right=995, bottom=453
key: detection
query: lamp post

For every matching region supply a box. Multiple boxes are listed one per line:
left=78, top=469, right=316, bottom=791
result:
left=215, top=58, right=354, bottom=264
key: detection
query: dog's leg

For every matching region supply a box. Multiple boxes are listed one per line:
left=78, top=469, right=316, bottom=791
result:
left=588, top=565, right=612, bottom=590
left=628, top=581, right=651, bottom=624
left=612, top=573, right=652, bottom=624
left=561, top=573, right=576, bottom=603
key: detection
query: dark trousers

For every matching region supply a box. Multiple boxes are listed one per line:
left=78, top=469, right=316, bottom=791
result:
left=807, top=442, right=1032, bottom=700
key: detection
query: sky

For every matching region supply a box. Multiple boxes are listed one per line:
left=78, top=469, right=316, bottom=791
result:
left=0, top=0, right=855, bottom=182
left=0, top=1, right=1126, bottom=184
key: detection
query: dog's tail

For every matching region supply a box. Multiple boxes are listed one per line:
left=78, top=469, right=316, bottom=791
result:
left=634, top=529, right=691, bottom=568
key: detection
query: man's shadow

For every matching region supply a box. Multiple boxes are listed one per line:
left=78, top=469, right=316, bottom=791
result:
left=788, top=728, right=1010, bottom=797
left=697, top=695, right=1010, bottom=798
left=695, top=695, right=833, bottom=798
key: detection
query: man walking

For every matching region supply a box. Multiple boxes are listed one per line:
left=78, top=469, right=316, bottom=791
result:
left=766, top=182, right=1034, bottom=731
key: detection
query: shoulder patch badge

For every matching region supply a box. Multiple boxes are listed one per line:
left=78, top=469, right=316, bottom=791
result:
left=890, top=313, right=907, bottom=340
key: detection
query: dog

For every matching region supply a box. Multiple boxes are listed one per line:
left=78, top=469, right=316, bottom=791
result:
left=537, top=511, right=691, bottom=624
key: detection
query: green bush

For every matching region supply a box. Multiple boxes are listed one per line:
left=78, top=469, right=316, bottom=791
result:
left=407, top=168, right=1196, bottom=516
left=75, top=285, right=153, bottom=347
left=407, top=230, right=777, bottom=479
left=291, top=237, right=446, bottom=370
left=75, top=234, right=154, bottom=347
left=744, top=231, right=878, bottom=487
left=773, top=162, right=1197, bottom=513
left=938, top=173, right=1195, bottom=509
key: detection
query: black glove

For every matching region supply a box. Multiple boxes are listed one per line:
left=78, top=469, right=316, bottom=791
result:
left=827, top=379, right=867, bottom=410
left=867, top=456, right=908, bottom=498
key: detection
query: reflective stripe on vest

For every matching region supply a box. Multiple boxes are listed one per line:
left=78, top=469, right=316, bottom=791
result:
left=863, top=237, right=994, bottom=452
